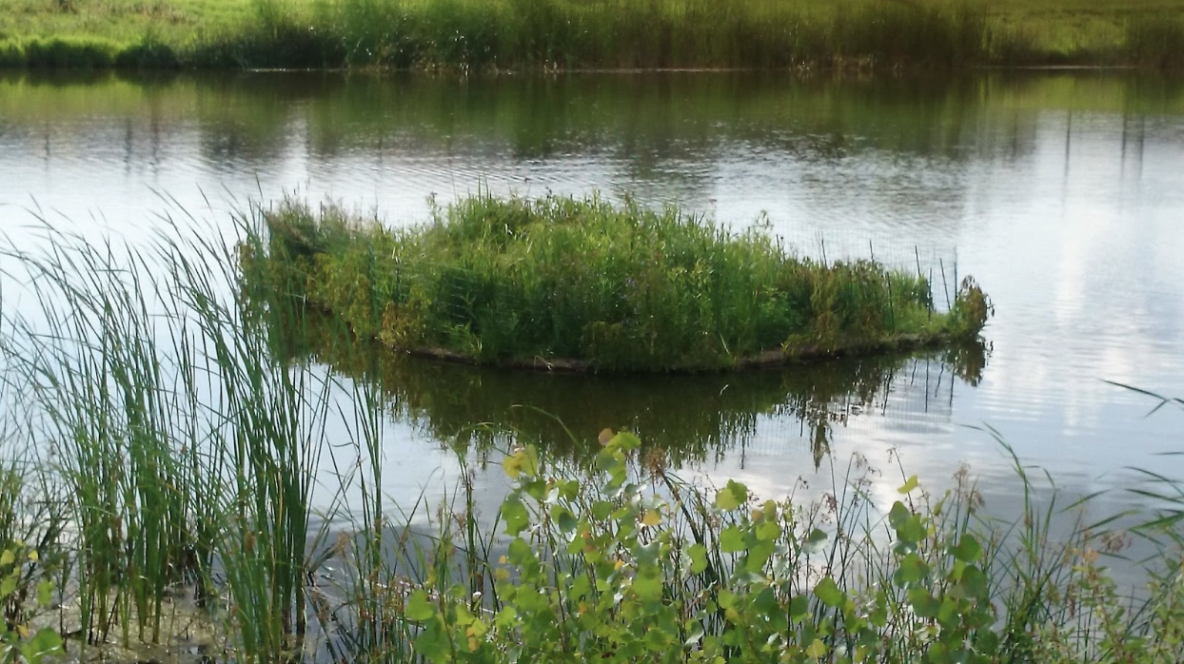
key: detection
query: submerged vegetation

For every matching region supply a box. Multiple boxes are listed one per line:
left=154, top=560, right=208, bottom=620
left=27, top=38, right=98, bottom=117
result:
left=248, top=194, right=991, bottom=372
left=1, top=0, right=1183, bottom=71
left=0, top=208, right=1179, bottom=661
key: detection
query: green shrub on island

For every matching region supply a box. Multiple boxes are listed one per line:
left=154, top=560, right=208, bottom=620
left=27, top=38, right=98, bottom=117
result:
left=249, top=194, right=991, bottom=372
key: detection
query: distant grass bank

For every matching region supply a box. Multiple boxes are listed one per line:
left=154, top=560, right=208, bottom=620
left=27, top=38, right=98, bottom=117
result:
left=1, top=0, right=1183, bottom=71
left=245, top=194, right=991, bottom=373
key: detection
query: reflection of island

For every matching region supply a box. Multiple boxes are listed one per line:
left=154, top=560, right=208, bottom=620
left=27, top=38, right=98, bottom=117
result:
left=268, top=306, right=987, bottom=468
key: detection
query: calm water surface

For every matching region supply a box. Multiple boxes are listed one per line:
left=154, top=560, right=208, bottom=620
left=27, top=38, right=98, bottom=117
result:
left=2, top=70, right=1183, bottom=545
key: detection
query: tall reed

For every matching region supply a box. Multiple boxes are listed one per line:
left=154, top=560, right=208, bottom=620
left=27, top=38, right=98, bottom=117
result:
left=0, top=209, right=353, bottom=660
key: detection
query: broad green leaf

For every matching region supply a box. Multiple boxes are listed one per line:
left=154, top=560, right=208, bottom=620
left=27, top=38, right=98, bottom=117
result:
left=957, top=565, right=989, bottom=602
left=718, top=589, right=737, bottom=610
left=746, top=539, right=775, bottom=571
left=570, top=575, right=591, bottom=600
left=36, top=580, right=53, bottom=607
left=891, top=553, right=929, bottom=587
left=719, top=525, right=747, bottom=553
left=753, top=587, right=779, bottom=616
left=1, top=575, right=16, bottom=599
left=937, top=596, right=960, bottom=627
left=22, top=627, right=63, bottom=660
left=894, top=513, right=925, bottom=545
left=414, top=621, right=449, bottom=662
left=806, top=638, right=827, bottom=659
left=501, top=495, right=530, bottom=536
left=494, top=606, right=518, bottom=630
left=755, top=519, right=781, bottom=542
left=928, top=641, right=951, bottom=664
left=950, top=534, right=983, bottom=563
left=814, top=577, right=844, bottom=608
left=897, top=475, right=919, bottom=494
left=502, top=446, right=538, bottom=479
left=907, top=587, right=941, bottom=618
left=688, top=543, right=708, bottom=574
left=790, top=594, right=809, bottom=620
left=633, top=567, right=663, bottom=601
left=554, top=506, right=578, bottom=534
left=467, top=616, right=489, bottom=639
left=888, top=501, right=910, bottom=529
left=715, top=480, right=748, bottom=510
left=406, top=590, right=435, bottom=622
left=610, top=431, right=642, bottom=451
left=803, top=528, right=829, bottom=553
left=0, top=549, right=13, bottom=567
left=454, top=604, right=477, bottom=626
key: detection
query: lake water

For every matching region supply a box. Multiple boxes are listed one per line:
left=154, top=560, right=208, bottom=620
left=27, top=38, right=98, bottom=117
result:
left=2, top=70, right=1183, bottom=565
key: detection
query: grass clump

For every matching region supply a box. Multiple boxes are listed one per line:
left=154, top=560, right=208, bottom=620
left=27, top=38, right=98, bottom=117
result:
left=249, top=194, right=990, bottom=372
left=10, top=36, right=118, bottom=68
left=0, top=219, right=347, bottom=660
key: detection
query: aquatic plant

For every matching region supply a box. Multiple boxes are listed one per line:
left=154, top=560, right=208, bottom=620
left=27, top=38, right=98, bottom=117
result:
left=250, top=193, right=990, bottom=373
left=0, top=216, right=350, bottom=659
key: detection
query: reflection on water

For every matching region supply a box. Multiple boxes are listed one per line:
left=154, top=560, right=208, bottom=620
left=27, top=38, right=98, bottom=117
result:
left=2, top=67, right=1184, bottom=523
left=274, top=308, right=988, bottom=472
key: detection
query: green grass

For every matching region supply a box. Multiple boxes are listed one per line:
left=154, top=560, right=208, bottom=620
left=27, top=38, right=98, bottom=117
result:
left=247, top=193, right=991, bottom=373
left=1, top=0, right=1183, bottom=70
left=0, top=201, right=1180, bottom=661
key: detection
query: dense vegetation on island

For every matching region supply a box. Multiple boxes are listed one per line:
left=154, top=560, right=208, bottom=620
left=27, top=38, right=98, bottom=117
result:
left=247, top=194, right=992, bottom=372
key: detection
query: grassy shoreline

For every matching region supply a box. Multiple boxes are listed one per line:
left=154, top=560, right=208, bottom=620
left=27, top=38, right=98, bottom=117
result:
left=1, top=0, right=1183, bottom=71
left=246, top=194, right=992, bottom=373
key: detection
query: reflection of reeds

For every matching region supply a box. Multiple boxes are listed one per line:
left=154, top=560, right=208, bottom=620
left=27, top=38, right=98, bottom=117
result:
left=250, top=194, right=990, bottom=374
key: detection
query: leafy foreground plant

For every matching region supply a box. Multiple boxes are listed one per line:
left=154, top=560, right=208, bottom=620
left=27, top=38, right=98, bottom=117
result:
left=357, top=432, right=1184, bottom=664
left=248, top=194, right=992, bottom=372
left=0, top=542, right=62, bottom=664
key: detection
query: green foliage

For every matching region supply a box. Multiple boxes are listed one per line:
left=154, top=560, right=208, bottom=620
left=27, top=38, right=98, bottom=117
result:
left=2, top=0, right=1184, bottom=70
left=0, top=544, right=62, bottom=664
left=250, top=194, right=989, bottom=372
left=18, top=36, right=118, bottom=68
left=337, top=429, right=1184, bottom=664
left=0, top=205, right=1180, bottom=662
